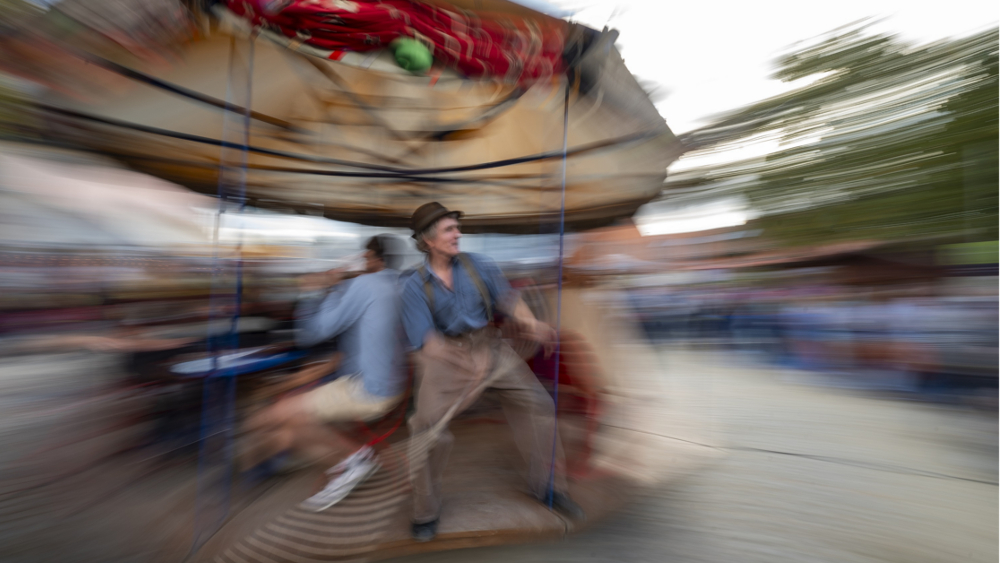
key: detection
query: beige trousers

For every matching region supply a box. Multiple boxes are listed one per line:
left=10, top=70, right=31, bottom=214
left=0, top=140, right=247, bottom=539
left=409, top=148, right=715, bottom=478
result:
left=304, top=374, right=403, bottom=423
left=408, top=327, right=568, bottom=525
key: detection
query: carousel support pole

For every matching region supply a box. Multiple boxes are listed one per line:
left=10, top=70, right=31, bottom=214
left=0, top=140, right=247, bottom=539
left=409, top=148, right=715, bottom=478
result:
left=547, top=70, right=571, bottom=508
left=190, top=31, right=256, bottom=557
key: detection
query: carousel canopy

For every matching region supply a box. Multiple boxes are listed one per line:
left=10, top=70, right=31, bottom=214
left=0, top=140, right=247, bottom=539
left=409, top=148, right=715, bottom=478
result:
left=1, top=0, right=684, bottom=232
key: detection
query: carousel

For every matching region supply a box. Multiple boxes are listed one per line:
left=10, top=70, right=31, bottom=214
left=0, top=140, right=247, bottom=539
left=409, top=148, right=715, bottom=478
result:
left=0, top=1, right=717, bottom=562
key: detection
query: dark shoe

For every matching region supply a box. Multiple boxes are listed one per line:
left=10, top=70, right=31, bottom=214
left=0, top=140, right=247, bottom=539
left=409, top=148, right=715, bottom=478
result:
left=543, top=492, right=586, bottom=521
left=411, top=519, right=439, bottom=542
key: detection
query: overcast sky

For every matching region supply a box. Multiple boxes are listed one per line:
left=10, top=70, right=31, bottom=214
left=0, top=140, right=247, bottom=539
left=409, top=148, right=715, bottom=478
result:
left=522, top=0, right=997, bottom=232
left=548, top=0, right=998, bottom=134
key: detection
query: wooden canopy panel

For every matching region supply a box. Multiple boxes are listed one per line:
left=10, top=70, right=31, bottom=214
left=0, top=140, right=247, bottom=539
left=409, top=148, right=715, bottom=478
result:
left=30, top=15, right=682, bottom=232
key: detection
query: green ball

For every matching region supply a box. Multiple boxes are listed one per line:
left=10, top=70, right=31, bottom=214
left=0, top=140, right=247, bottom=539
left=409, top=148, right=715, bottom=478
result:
left=391, top=38, right=433, bottom=74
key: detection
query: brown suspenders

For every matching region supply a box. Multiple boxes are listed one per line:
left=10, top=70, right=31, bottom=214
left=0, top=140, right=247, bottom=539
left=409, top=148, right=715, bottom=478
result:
left=418, top=253, right=493, bottom=322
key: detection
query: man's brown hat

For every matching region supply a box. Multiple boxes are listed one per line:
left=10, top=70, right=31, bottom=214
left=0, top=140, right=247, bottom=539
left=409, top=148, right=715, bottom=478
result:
left=410, top=202, right=462, bottom=238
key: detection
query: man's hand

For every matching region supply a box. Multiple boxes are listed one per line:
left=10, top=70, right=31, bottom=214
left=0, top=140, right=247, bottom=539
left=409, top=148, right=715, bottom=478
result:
left=525, top=320, right=558, bottom=357
left=508, top=297, right=558, bottom=356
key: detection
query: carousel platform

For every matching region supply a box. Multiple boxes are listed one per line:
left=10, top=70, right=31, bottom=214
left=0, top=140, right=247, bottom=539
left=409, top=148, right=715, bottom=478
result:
left=193, top=416, right=631, bottom=563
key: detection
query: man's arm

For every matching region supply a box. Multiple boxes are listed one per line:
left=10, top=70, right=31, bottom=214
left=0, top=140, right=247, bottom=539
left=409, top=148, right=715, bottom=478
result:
left=510, top=297, right=541, bottom=329
left=510, top=296, right=557, bottom=346
left=472, top=254, right=555, bottom=346
left=471, top=253, right=519, bottom=315
left=295, top=278, right=369, bottom=348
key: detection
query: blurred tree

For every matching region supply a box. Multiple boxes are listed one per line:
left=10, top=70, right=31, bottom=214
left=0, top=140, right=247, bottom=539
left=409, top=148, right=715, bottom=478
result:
left=671, top=25, right=998, bottom=246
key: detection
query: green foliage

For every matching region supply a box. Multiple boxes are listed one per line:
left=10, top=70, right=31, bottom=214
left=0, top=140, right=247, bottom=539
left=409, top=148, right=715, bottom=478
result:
left=672, top=25, right=998, bottom=246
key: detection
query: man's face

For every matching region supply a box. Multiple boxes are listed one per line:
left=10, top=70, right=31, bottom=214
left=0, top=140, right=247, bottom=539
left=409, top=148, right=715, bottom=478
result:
left=426, top=216, right=461, bottom=259
left=363, top=250, right=384, bottom=273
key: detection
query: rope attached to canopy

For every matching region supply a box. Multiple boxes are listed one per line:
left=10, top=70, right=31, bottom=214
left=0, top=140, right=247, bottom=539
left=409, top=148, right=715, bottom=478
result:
left=189, top=32, right=256, bottom=557
left=545, top=51, right=579, bottom=508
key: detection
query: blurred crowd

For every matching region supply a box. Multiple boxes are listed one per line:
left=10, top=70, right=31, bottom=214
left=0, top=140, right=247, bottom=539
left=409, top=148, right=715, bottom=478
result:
left=1, top=243, right=996, bottom=404
left=629, top=282, right=998, bottom=400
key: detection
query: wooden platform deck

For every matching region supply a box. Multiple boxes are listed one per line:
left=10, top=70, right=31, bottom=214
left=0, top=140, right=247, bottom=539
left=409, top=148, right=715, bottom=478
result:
left=193, top=419, right=631, bottom=563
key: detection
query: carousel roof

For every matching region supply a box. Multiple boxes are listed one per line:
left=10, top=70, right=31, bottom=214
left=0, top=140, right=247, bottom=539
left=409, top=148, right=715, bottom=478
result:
left=2, top=0, right=684, bottom=232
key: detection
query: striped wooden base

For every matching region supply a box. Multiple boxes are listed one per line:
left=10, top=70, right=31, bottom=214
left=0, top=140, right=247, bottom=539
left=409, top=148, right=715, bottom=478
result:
left=194, top=422, right=631, bottom=563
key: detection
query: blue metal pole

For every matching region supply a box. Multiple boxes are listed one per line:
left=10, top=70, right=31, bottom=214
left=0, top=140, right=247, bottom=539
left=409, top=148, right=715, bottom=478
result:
left=547, top=72, right=570, bottom=508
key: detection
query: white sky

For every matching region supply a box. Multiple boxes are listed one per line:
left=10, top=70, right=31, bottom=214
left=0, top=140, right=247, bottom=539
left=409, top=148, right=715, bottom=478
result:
left=527, top=0, right=997, bottom=234
left=553, top=0, right=998, bottom=134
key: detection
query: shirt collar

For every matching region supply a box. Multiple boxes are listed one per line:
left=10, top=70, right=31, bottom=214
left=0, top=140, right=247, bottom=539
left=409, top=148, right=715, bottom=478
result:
left=421, top=256, right=458, bottom=283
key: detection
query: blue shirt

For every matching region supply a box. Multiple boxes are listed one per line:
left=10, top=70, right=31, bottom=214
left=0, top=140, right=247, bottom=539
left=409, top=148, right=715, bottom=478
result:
left=400, top=253, right=517, bottom=349
left=295, top=269, right=405, bottom=398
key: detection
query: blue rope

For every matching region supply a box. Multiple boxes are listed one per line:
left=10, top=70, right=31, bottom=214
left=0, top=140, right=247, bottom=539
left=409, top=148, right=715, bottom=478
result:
left=190, top=34, right=255, bottom=556
left=71, top=49, right=295, bottom=131
left=221, top=30, right=255, bottom=521
left=546, top=73, right=571, bottom=508
left=36, top=103, right=659, bottom=176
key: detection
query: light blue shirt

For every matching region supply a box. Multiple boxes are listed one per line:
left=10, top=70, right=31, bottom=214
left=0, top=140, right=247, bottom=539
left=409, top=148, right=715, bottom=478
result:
left=400, top=253, right=517, bottom=349
left=295, top=269, right=405, bottom=398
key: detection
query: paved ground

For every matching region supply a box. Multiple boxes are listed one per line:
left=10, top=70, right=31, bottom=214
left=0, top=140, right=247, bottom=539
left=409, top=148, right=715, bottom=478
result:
left=0, top=345, right=994, bottom=563
left=387, top=345, right=998, bottom=563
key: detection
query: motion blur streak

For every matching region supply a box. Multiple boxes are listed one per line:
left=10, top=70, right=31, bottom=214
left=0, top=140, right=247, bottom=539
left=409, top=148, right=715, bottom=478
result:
left=0, top=3, right=996, bottom=563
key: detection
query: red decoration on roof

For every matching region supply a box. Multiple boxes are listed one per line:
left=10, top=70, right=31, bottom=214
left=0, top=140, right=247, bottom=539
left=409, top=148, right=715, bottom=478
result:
left=226, top=0, right=566, bottom=83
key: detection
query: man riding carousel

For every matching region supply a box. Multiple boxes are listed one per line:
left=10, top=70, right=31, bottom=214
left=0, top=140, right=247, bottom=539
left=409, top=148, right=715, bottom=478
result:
left=402, top=202, right=585, bottom=542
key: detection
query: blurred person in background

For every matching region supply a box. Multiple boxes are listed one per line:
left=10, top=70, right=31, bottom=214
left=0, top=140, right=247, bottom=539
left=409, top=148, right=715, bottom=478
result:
left=401, top=202, right=584, bottom=542
left=241, top=235, right=407, bottom=511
